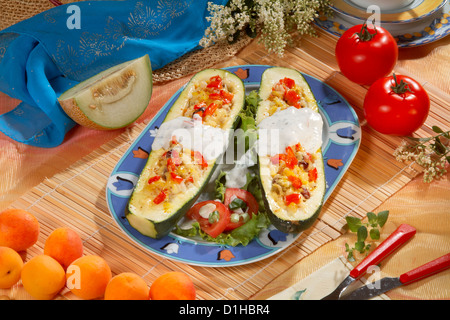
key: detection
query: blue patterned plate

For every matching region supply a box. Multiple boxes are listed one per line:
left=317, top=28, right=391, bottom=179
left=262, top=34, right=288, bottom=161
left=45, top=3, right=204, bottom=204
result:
left=315, top=2, right=450, bottom=48
left=106, top=65, right=361, bottom=267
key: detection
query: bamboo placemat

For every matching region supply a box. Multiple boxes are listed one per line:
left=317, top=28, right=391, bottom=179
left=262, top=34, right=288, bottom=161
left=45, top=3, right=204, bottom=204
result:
left=5, top=29, right=449, bottom=300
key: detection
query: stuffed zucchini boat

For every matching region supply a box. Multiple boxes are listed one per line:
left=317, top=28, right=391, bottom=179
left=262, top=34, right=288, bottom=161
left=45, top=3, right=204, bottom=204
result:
left=127, top=69, right=245, bottom=239
left=256, top=67, right=326, bottom=233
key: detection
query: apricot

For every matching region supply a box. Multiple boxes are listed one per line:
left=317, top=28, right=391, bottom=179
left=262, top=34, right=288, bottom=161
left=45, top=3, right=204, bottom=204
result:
left=0, top=246, right=23, bottom=289
left=149, top=271, right=196, bottom=300
left=66, top=255, right=112, bottom=300
left=104, top=272, right=149, bottom=300
left=21, top=255, right=66, bottom=300
left=0, top=209, right=40, bottom=252
left=44, top=227, right=83, bottom=270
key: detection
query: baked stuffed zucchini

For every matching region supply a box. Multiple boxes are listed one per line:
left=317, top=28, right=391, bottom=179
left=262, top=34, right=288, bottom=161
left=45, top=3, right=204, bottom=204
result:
left=127, top=69, right=245, bottom=239
left=256, top=67, right=326, bottom=233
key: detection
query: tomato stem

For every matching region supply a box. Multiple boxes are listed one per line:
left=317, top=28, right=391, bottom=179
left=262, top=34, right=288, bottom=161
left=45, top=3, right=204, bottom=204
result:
left=391, top=73, right=414, bottom=94
left=355, top=20, right=377, bottom=41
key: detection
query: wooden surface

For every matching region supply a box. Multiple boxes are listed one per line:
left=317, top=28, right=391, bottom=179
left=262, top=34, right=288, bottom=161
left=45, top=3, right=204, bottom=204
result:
left=1, top=27, right=449, bottom=300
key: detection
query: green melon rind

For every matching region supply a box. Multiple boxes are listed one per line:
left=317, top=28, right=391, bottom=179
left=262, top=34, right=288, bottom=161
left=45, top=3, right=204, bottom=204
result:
left=58, top=55, right=153, bottom=130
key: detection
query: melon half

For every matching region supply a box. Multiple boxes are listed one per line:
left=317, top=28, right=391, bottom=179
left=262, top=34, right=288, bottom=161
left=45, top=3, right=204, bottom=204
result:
left=58, top=55, right=153, bottom=130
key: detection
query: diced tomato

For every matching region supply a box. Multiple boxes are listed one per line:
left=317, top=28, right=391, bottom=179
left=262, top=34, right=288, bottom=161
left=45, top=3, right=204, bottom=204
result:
left=207, top=75, right=222, bottom=89
left=223, top=188, right=259, bottom=231
left=171, top=149, right=182, bottom=165
left=186, top=200, right=230, bottom=238
left=170, top=172, right=183, bottom=184
left=167, top=158, right=177, bottom=172
left=186, top=176, right=194, bottom=184
left=285, top=89, right=301, bottom=106
left=208, top=92, right=221, bottom=101
left=308, top=167, right=318, bottom=182
left=194, top=102, right=207, bottom=110
left=203, top=103, right=218, bottom=117
left=148, top=175, right=161, bottom=184
left=191, top=151, right=208, bottom=168
left=285, top=146, right=297, bottom=169
left=282, top=77, right=295, bottom=89
left=170, top=136, right=178, bottom=145
left=285, top=193, right=300, bottom=205
left=220, top=90, right=234, bottom=104
left=153, top=190, right=167, bottom=204
left=288, top=175, right=302, bottom=189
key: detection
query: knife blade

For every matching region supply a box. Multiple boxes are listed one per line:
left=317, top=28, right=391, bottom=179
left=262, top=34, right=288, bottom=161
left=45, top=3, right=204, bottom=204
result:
left=321, top=224, right=416, bottom=300
left=343, top=252, right=450, bottom=300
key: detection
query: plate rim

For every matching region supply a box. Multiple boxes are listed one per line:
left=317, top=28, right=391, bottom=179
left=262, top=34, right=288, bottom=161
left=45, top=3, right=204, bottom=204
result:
left=105, top=64, right=361, bottom=267
left=314, top=3, right=450, bottom=48
left=330, top=0, right=447, bottom=23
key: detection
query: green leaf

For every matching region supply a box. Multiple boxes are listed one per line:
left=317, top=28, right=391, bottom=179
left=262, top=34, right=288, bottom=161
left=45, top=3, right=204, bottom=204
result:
left=357, top=225, right=368, bottom=243
left=346, top=216, right=362, bottom=232
left=432, top=126, right=444, bottom=134
left=377, top=210, right=389, bottom=227
left=345, top=243, right=350, bottom=252
left=433, top=137, right=447, bottom=155
left=366, top=212, right=377, bottom=226
left=228, top=198, right=247, bottom=211
left=355, top=241, right=365, bottom=253
left=370, top=228, right=380, bottom=240
left=347, top=251, right=355, bottom=262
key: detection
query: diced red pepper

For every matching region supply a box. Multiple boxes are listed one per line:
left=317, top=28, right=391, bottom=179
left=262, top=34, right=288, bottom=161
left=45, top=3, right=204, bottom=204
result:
left=191, top=151, right=208, bottom=168
left=203, top=103, right=218, bottom=117
left=207, top=75, right=222, bottom=89
left=285, top=89, right=301, bottom=106
left=171, top=149, right=182, bottom=165
left=288, top=175, right=302, bottom=189
left=167, top=158, right=177, bottom=172
left=186, top=176, right=194, bottom=183
left=170, top=172, right=184, bottom=184
left=308, top=167, right=318, bottom=182
left=282, top=77, right=295, bottom=89
left=220, top=90, right=234, bottom=104
left=194, top=102, right=207, bottom=110
left=153, top=190, right=167, bottom=204
left=285, top=193, right=301, bottom=205
left=148, top=175, right=161, bottom=184
left=285, top=146, right=297, bottom=169
left=170, top=136, right=178, bottom=145
left=208, top=92, right=221, bottom=101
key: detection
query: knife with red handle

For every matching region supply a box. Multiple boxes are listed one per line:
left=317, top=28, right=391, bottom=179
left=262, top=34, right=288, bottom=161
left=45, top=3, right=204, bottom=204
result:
left=343, top=253, right=450, bottom=300
left=321, top=224, right=416, bottom=300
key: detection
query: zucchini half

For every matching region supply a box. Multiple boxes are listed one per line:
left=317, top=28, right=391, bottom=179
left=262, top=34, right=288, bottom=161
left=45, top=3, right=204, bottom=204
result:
left=256, top=67, right=326, bottom=233
left=126, top=69, right=245, bottom=239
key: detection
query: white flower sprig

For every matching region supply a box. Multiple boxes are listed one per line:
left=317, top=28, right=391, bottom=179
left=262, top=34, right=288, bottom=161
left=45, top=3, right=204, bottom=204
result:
left=200, top=0, right=332, bottom=56
left=394, top=126, right=450, bottom=182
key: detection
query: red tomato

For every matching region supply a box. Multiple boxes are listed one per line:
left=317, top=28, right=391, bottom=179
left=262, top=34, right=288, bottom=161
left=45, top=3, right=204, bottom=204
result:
left=363, top=74, right=430, bottom=136
left=186, top=201, right=230, bottom=238
left=223, top=188, right=259, bottom=231
left=335, top=23, right=398, bottom=85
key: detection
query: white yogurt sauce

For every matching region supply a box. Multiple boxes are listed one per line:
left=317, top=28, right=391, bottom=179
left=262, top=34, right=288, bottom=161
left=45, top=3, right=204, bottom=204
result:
left=257, top=107, right=323, bottom=156
left=151, top=115, right=230, bottom=160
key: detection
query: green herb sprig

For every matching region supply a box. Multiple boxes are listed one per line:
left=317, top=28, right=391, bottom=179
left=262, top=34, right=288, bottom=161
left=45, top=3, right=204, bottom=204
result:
left=345, top=210, right=389, bottom=262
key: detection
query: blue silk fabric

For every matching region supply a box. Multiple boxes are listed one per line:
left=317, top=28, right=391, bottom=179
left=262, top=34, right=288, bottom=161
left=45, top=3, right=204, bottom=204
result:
left=0, top=0, right=227, bottom=147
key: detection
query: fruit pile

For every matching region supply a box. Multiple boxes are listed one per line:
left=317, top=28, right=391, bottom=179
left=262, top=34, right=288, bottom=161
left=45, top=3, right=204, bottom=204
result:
left=0, top=208, right=196, bottom=300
